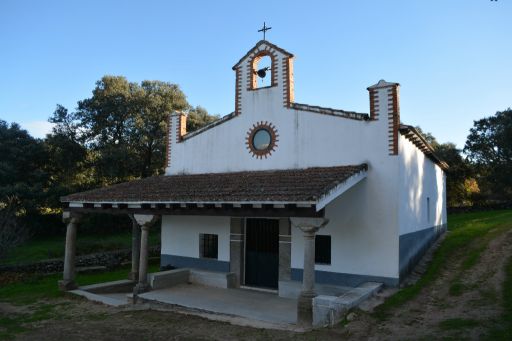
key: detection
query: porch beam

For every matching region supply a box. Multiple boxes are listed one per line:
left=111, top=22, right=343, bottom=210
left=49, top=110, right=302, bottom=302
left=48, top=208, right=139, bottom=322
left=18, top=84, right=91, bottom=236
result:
left=64, top=205, right=324, bottom=218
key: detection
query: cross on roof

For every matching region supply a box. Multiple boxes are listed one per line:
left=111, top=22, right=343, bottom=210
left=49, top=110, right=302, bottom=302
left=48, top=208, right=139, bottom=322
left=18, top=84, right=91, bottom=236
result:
left=258, top=22, right=272, bottom=40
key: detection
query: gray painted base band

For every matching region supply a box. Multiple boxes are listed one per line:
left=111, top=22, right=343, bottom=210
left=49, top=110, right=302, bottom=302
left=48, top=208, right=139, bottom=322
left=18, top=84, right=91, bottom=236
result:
left=291, top=268, right=399, bottom=287
left=399, top=224, right=447, bottom=279
left=161, top=254, right=230, bottom=273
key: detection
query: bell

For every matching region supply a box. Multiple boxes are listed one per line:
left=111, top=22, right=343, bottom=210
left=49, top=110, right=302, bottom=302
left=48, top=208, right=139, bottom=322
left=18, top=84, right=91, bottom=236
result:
left=257, top=68, right=267, bottom=78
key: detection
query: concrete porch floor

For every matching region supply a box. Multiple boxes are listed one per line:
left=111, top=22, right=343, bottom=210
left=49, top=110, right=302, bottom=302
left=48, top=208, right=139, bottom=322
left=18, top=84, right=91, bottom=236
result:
left=137, top=284, right=298, bottom=325
left=69, top=271, right=383, bottom=329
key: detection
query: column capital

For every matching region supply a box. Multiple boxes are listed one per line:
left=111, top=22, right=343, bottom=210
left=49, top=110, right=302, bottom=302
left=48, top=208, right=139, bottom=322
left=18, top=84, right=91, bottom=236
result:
left=133, top=214, right=159, bottom=227
left=290, top=217, right=329, bottom=234
left=62, top=211, right=82, bottom=224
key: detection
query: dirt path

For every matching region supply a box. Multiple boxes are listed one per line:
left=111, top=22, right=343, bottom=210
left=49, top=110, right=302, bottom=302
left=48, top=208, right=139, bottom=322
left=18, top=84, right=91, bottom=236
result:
left=7, top=229, right=512, bottom=340
left=341, top=228, right=512, bottom=340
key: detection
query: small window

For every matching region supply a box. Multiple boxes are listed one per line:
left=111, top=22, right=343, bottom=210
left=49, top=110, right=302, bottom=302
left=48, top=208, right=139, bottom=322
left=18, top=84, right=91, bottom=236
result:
left=427, top=197, right=431, bottom=223
left=315, top=235, right=331, bottom=265
left=199, top=234, right=218, bottom=259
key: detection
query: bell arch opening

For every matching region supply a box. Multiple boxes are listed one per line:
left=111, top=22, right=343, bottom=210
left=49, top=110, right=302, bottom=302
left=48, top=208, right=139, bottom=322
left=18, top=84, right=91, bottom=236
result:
left=250, top=52, right=275, bottom=89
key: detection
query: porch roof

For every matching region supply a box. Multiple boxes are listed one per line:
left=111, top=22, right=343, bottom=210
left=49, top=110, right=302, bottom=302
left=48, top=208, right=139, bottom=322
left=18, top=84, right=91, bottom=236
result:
left=61, top=164, right=367, bottom=215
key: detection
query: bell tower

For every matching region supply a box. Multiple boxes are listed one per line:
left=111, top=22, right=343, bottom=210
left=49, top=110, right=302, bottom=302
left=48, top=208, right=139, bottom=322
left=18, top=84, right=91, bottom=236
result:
left=232, top=40, right=295, bottom=115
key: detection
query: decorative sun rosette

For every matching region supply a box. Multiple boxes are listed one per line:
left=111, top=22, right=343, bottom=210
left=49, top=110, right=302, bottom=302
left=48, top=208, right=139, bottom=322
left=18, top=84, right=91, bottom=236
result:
left=246, top=121, right=279, bottom=159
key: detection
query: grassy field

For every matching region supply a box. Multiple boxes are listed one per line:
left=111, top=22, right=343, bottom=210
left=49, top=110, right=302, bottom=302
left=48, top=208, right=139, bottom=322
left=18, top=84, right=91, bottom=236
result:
left=1, top=210, right=512, bottom=340
left=3, top=230, right=161, bottom=265
left=0, top=264, right=161, bottom=340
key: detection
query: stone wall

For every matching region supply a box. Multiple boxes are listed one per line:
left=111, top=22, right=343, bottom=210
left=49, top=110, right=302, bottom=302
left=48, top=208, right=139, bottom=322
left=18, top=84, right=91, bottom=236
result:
left=0, top=246, right=160, bottom=274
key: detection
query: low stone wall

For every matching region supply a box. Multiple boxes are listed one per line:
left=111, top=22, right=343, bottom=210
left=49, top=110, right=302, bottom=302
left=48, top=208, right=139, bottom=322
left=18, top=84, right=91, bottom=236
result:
left=0, top=246, right=160, bottom=274
left=148, top=268, right=237, bottom=290
left=448, top=201, right=512, bottom=214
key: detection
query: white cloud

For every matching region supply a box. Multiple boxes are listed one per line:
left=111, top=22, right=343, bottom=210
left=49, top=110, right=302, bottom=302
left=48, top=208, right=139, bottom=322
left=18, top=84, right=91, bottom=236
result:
left=22, top=120, right=55, bottom=138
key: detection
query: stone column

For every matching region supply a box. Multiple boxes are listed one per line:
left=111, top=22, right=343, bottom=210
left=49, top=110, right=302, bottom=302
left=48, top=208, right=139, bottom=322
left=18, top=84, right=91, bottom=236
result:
left=133, top=214, right=159, bottom=294
left=58, top=212, right=82, bottom=291
left=290, top=217, right=329, bottom=327
left=229, top=218, right=244, bottom=287
left=128, top=215, right=141, bottom=281
left=278, top=218, right=291, bottom=282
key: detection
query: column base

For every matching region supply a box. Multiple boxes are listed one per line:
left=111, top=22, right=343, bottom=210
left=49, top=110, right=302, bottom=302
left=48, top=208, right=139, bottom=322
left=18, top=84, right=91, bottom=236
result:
left=297, top=291, right=316, bottom=327
left=58, top=279, right=77, bottom=291
left=128, top=271, right=139, bottom=281
left=134, top=282, right=150, bottom=294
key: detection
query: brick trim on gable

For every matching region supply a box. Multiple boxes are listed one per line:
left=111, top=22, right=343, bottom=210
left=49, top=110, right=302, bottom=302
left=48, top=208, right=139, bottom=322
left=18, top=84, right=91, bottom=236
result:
left=166, top=112, right=187, bottom=171
left=232, top=40, right=294, bottom=70
left=387, top=86, right=400, bottom=155
left=235, top=67, right=242, bottom=115
left=165, top=113, right=171, bottom=169
left=282, top=57, right=294, bottom=108
left=177, top=114, right=187, bottom=143
left=367, top=80, right=400, bottom=156
left=368, top=89, right=379, bottom=120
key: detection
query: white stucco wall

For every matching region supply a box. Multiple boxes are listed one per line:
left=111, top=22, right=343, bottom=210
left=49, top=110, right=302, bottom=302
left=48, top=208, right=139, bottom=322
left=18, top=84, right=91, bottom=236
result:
left=161, top=215, right=231, bottom=262
left=398, top=135, right=447, bottom=236
left=168, top=101, right=384, bottom=174
left=291, top=168, right=399, bottom=279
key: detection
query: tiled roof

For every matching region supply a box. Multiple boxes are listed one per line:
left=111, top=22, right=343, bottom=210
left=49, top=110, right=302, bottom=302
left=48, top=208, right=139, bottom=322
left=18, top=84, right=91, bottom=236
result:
left=399, top=125, right=449, bottom=170
left=61, top=165, right=367, bottom=204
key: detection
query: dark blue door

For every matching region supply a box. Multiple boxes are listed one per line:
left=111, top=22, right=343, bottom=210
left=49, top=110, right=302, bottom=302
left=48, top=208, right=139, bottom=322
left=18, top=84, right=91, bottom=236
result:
left=245, top=218, right=279, bottom=289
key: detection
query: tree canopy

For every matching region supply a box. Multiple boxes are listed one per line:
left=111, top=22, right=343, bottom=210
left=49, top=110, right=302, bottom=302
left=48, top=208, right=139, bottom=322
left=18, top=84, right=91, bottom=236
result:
left=0, top=121, right=49, bottom=211
left=1, top=75, right=220, bottom=238
left=50, top=76, right=218, bottom=186
left=464, top=108, right=512, bottom=200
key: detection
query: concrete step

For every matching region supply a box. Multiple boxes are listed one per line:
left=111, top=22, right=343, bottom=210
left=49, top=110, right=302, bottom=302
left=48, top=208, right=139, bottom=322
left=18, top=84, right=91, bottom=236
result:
left=313, top=282, right=383, bottom=327
left=336, top=282, right=383, bottom=308
left=69, top=289, right=128, bottom=307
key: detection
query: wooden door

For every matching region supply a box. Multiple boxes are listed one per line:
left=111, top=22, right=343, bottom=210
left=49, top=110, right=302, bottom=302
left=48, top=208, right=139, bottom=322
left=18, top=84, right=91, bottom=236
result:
left=245, top=218, right=279, bottom=289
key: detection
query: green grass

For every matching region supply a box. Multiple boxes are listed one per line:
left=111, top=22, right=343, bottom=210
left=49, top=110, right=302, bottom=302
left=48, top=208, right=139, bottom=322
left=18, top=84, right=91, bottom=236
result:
left=3, top=230, right=161, bottom=265
left=373, top=210, right=512, bottom=319
left=448, top=282, right=467, bottom=296
left=438, top=318, right=480, bottom=330
left=0, top=263, right=161, bottom=305
left=0, top=263, right=161, bottom=340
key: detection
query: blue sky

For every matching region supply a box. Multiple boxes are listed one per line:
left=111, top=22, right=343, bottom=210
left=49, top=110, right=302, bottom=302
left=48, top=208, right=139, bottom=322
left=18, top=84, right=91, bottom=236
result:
left=1, top=0, right=510, bottom=149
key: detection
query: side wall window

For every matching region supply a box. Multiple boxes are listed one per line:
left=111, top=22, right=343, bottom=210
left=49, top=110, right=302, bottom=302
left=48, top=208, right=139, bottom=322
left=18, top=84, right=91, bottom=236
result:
left=199, top=233, right=218, bottom=259
left=315, top=235, right=331, bottom=265
left=427, top=197, right=431, bottom=224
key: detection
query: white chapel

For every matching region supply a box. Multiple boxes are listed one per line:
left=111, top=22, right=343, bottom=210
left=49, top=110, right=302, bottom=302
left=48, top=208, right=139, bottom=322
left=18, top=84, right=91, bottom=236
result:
left=60, top=39, right=448, bottom=327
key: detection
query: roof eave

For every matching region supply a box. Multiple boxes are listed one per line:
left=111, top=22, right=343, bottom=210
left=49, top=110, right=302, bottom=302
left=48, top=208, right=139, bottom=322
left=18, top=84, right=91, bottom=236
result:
left=315, top=167, right=368, bottom=211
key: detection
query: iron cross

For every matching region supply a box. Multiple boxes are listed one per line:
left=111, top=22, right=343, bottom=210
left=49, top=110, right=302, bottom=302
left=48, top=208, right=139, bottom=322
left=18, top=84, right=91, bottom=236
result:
left=258, top=22, right=272, bottom=40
